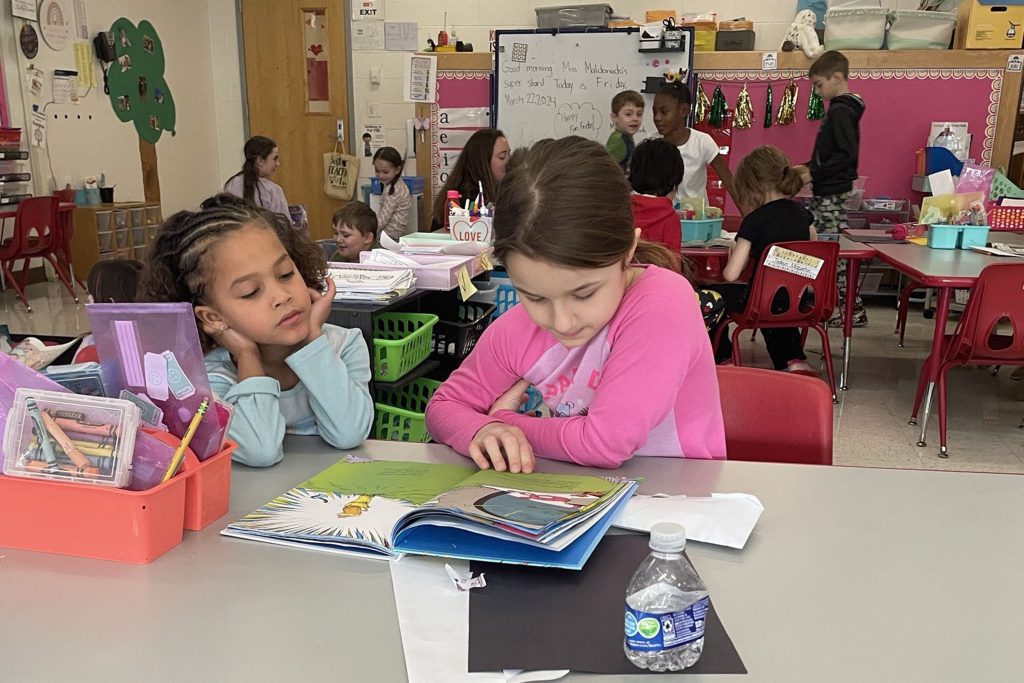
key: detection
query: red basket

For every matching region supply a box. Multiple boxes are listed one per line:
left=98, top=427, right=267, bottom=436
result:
left=986, top=204, right=1024, bottom=232
left=0, top=128, right=22, bottom=151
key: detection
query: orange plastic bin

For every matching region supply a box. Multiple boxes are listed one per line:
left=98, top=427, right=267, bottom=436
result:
left=143, top=429, right=236, bottom=531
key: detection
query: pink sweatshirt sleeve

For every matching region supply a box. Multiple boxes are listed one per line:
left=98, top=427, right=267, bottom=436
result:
left=494, top=277, right=718, bottom=468
left=424, top=310, right=539, bottom=455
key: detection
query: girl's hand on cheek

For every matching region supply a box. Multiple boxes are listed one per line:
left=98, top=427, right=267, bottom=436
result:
left=205, top=322, right=260, bottom=361
left=306, top=277, right=336, bottom=343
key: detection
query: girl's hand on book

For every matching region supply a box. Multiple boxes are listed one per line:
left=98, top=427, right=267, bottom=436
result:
left=305, top=277, right=336, bottom=344
left=469, top=422, right=535, bottom=474
left=488, top=379, right=531, bottom=415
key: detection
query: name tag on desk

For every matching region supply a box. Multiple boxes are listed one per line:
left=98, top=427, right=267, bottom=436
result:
left=763, top=246, right=824, bottom=279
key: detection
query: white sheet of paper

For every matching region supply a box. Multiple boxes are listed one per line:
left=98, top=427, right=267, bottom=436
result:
left=403, top=54, right=437, bottom=103
left=12, top=0, right=37, bottom=21
left=391, top=556, right=569, bottom=683
left=998, top=197, right=1024, bottom=207
left=928, top=170, right=956, bottom=197
left=384, top=22, right=419, bottom=51
left=763, top=245, right=824, bottom=279
left=612, top=493, right=765, bottom=550
left=351, top=22, right=385, bottom=50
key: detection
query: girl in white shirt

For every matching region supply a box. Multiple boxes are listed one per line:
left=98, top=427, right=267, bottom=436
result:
left=652, top=82, right=739, bottom=212
left=224, top=136, right=291, bottom=219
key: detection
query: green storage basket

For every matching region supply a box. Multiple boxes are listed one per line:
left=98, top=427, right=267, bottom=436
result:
left=372, top=313, right=438, bottom=382
left=373, top=378, right=442, bottom=442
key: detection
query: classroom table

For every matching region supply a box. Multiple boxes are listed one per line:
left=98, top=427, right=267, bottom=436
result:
left=870, top=243, right=1007, bottom=447
left=681, top=236, right=876, bottom=390
left=0, top=200, right=77, bottom=222
left=3, top=438, right=1023, bottom=682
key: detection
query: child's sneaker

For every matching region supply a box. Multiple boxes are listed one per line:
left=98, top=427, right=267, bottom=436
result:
left=785, top=359, right=818, bottom=376
left=826, top=309, right=869, bottom=328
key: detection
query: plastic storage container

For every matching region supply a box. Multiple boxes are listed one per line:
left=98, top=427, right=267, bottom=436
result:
left=681, top=218, right=724, bottom=243
left=490, top=269, right=520, bottom=318
left=825, top=7, right=890, bottom=50
left=430, top=299, right=497, bottom=369
left=2, top=389, right=140, bottom=488
left=928, top=224, right=961, bottom=249
left=958, top=224, right=990, bottom=249
left=844, top=189, right=865, bottom=211
left=887, top=10, right=955, bottom=49
left=372, top=313, right=439, bottom=381
left=535, top=4, right=612, bottom=29
left=144, top=428, right=235, bottom=531
left=716, top=21, right=755, bottom=50
left=373, top=378, right=441, bottom=442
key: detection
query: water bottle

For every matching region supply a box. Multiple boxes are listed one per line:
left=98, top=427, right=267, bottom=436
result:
left=933, top=125, right=962, bottom=160
left=624, top=523, right=709, bottom=672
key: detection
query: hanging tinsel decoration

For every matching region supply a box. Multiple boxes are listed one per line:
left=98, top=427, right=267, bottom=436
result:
left=734, top=84, right=753, bottom=129
left=807, top=88, right=825, bottom=120
left=708, top=85, right=728, bottom=128
left=776, top=80, right=798, bottom=125
left=764, top=84, right=773, bottom=128
left=694, top=82, right=711, bottom=124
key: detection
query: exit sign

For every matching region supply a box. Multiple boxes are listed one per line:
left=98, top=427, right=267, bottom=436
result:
left=353, top=0, right=382, bottom=20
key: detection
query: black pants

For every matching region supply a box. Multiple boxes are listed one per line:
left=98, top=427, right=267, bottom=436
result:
left=708, top=283, right=807, bottom=371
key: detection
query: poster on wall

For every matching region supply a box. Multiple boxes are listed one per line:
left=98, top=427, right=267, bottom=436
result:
left=403, top=54, right=436, bottom=103
left=361, top=123, right=385, bottom=157
left=40, top=0, right=71, bottom=51
left=12, top=0, right=37, bottom=21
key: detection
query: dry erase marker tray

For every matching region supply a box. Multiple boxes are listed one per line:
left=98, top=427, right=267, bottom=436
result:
left=2, top=389, right=140, bottom=488
left=0, top=436, right=236, bottom=564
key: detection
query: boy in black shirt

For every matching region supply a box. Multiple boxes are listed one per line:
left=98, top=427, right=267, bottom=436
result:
left=797, top=50, right=867, bottom=327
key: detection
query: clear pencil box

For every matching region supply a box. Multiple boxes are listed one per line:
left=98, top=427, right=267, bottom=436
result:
left=2, top=388, right=140, bottom=488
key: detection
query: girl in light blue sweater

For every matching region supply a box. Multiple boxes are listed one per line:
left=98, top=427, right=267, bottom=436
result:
left=143, top=194, right=373, bottom=467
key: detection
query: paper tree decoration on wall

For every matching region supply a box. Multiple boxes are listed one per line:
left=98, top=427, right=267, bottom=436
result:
left=107, top=18, right=175, bottom=145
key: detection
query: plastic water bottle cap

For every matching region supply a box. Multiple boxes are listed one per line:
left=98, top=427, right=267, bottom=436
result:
left=649, top=522, right=687, bottom=553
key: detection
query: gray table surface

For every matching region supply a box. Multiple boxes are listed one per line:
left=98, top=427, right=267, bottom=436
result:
left=3, top=438, right=1023, bottom=682
left=870, top=242, right=1005, bottom=283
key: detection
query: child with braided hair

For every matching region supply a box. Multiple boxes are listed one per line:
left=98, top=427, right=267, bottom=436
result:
left=142, top=193, right=373, bottom=467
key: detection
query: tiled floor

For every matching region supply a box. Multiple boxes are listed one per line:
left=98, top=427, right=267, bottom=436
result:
left=3, top=280, right=1022, bottom=473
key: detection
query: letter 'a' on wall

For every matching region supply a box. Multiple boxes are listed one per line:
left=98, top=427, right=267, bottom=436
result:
left=107, top=18, right=176, bottom=145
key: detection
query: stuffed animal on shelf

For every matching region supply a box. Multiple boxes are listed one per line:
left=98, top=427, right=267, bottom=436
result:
left=782, top=10, right=824, bottom=59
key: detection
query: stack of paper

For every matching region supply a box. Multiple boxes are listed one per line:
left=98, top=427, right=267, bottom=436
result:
left=970, top=243, right=1024, bottom=258
left=328, top=267, right=415, bottom=302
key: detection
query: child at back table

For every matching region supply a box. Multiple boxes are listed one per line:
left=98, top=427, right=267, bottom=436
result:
left=797, top=50, right=867, bottom=327
left=373, top=146, right=412, bottom=240
left=713, top=146, right=818, bottom=375
left=72, top=258, right=145, bottom=364
left=425, top=137, right=725, bottom=472
left=653, top=81, right=739, bottom=211
left=628, top=137, right=684, bottom=252
left=330, top=201, right=379, bottom=262
left=142, top=194, right=374, bottom=467
left=606, top=90, right=644, bottom=172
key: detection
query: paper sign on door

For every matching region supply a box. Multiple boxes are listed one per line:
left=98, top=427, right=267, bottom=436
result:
left=763, top=246, right=824, bottom=279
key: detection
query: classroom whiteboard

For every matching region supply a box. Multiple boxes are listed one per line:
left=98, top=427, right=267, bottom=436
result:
left=494, top=29, right=692, bottom=150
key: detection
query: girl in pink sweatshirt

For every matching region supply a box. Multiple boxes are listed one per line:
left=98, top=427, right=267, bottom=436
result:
left=424, top=137, right=726, bottom=472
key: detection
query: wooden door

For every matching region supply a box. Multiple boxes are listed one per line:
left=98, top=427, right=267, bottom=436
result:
left=240, top=0, right=349, bottom=240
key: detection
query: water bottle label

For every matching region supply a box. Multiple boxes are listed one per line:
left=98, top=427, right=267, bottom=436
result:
left=624, top=597, right=709, bottom=652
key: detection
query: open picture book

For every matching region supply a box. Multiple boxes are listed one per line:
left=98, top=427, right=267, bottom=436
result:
left=222, top=459, right=639, bottom=570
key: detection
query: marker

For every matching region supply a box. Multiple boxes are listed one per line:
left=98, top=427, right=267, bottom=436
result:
left=161, top=398, right=209, bottom=482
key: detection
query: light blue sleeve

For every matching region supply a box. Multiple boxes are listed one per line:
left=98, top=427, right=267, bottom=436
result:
left=285, top=327, right=374, bottom=449
left=207, top=369, right=287, bottom=468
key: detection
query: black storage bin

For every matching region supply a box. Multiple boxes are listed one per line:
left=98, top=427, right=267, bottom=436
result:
left=716, top=30, right=755, bottom=51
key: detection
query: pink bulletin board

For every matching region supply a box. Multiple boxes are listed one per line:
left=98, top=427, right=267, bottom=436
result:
left=431, top=70, right=492, bottom=191
left=695, top=68, right=1004, bottom=216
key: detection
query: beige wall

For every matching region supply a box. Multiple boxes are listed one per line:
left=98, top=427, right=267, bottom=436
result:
left=349, top=0, right=949, bottom=156
left=0, top=0, right=244, bottom=215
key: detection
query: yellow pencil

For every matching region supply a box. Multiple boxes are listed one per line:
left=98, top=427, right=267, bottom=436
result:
left=161, top=398, right=209, bottom=482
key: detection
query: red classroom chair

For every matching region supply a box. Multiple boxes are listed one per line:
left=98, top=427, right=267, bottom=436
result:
left=0, top=196, right=79, bottom=311
left=712, top=240, right=840, bottom=401
left=716, top=366, right=833, bottom=465
left=910, top=263, right=1024, bottom=457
